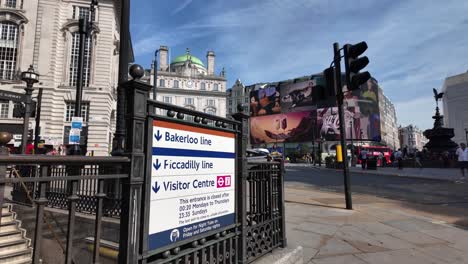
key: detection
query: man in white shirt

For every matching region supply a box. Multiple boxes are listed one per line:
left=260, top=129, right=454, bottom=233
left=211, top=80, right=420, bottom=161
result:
left=456, top=143, right=468, bottom=178
left=394, top=149, right=403, bottom=170
left=360, top=149, right=368, bottom=170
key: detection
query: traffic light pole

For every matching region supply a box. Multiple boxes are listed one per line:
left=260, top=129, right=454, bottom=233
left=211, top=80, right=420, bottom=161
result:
left=333, top=42, right=352, bottom=210
left=33, top=88, right=43, bottom=154
left=20, top=84, right=34, bottom=154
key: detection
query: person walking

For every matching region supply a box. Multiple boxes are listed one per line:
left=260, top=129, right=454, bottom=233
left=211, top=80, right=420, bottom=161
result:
left=394, top=149, right=403, bottom=170
left=360, top=149, right=368, bottom=170
left=415, top=151, right=423, bottom=168
left=456, top=143, right=468, bottom=179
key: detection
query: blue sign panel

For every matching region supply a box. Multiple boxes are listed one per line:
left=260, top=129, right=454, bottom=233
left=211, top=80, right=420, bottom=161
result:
left=148, top=120, right=236, bottom=251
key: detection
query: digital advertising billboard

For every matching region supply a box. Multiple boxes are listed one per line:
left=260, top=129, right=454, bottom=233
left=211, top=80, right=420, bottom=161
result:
left=280, top=80, right=316, bottom=113
left=250, top=111, right=316, bottom=144
left=249, top=84, right=281, bottom=116
left=249, top=75, right=381, bottom=144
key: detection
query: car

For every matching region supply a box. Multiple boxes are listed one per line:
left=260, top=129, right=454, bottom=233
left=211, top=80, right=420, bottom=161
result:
left=246, top=149, right=272, bottom=162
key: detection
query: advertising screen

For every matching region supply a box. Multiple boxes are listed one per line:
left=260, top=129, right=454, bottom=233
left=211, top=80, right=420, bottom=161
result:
left=280, top=80, right=316, bottom=113
left=250, top=111, right=316, bottom=144
left=249, top=85, right=281, bottom=116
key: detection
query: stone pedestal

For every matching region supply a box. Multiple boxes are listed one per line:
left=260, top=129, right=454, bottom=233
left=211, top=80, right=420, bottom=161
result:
left=423, top=107, right=457, bottom=155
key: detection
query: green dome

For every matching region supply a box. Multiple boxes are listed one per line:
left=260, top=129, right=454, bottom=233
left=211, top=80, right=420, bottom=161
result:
left=171, top=54, right=205, bottom=67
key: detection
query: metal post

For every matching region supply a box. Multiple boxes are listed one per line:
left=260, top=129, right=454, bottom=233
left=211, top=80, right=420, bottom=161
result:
left=68, top=18, right=87, bottom=156
left=112, top=0, right=130, bottom=156
left=33, top=165, right=48, bottom=263
left=117, top=66, right=150, bottom=264
left=153, top=49, right=159, bottom=100
left=21, top=85, right=33, bottom=154
left=34, top=88, right=43, bottom=154
left=333, top=42, right=352, bottom=210
left=232, top=111, right=248, bottom=263
left=349, top=119, right=354, bottom=166
left=0, top=132, right=12, bottom=225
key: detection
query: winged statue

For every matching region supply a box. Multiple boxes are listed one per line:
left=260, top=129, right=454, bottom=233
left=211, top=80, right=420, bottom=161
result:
left=432, top=88, right=444, bottom=107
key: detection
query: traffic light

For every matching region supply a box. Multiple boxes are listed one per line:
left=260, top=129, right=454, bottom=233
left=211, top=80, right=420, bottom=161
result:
left=344, top=41, right=371, bottom=91
left=28, top=129, right=33, bottom=140
left=323, top=66, right=336, bottom=97
left=30, top=101, right=37, bottom=118
left=13, top=103, right=25, bottom=118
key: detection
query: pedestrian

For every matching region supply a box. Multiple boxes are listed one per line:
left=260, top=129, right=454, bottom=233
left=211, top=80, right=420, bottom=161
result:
left=394, top=149, right=403, bottom=170
left=390, top=151, right=395, bottom=167
left=455, top=143, right=468, bottom=179
left=360, top=148, right=368, bottom=170
left=378, top=152, right=384, bottom=167
left=415, top=151, right=423, bottom=168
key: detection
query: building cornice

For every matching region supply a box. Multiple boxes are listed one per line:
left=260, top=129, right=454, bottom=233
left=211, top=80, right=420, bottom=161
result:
left=155, top=87, right=227, bottom=97
left=156, top=71, right=226, bottom=82
left=0, top=8, right=28, bottom=24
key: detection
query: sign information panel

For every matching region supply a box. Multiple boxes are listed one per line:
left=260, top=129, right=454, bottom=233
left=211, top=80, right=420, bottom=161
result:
left=69, top=117, right=83, bottom=144
left=148, top=120, right=236, bottom=250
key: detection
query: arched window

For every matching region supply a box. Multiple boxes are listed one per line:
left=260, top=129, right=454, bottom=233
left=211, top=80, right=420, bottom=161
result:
left=205, top=107, right=216, bottom=115
left=0, top=22, right=19, bottom=80
left=68, top=32, right=92, bottom=87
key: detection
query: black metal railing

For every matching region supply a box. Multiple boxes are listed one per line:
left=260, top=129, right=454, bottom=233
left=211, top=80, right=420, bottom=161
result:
left=245, top=162, right=286, bottom=262
left=9, top=163, right=122, bottom=217
left=0, top=155, right=130, bottom=264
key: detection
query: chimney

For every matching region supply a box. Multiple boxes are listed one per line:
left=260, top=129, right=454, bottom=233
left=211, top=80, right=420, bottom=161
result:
left=206, top=50, right=215, bottom=75
left=159, top=45, right=168, bottom=71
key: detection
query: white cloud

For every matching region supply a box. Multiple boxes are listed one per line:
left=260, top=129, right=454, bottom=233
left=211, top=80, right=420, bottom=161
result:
left=171, top=0, right=193, bottom=15
left=131, top=0, right=468, bottom=130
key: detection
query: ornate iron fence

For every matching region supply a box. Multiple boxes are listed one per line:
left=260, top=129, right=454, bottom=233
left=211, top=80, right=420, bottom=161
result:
left=0, top=155, right=130, bottom=264
left=245, top=162, right=286, bottom=262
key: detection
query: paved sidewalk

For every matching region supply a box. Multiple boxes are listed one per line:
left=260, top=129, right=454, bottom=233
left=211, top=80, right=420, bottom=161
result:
left=286, top=163, right=465, bottom=182
left=285, top=187, right=468, bottom=263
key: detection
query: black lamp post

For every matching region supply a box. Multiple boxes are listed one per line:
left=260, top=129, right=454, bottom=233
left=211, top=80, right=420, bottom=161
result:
left=349, top=119, right=354, bottom=166
left=69, top=0, right=98, bottom=155
left=153, top=49, right=159, bottom=100
left=112, top=0, right=130, bottom=156
left=20, top=65, right=39, bottom=154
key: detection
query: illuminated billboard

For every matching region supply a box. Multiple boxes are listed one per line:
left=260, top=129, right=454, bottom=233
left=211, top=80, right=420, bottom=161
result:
left=250, top=111, right=316, bottom=144
left=249, top=84, right=281, bottom=116
left=248, top=75, right=381, bottom=143
left=280, top=80, right=316, bottom=113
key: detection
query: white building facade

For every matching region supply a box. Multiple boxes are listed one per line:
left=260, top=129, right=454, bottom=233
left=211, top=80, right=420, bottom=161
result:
left=0, top=0, right=122, bottom=155
left=399, top=125, right=428, bottom=152
left=442, top=71, right=468, bottom=145
left=378, top=87, right=400, bottom=150
left=226, top=79, right=250, bottom=115
left=146, top=46, right=227, bottom=117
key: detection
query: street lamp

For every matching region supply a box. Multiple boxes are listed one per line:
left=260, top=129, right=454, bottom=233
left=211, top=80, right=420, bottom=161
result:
left=153, top=49, right=159, bottom=101
left=20, top=65, right=39, bottom=154
left=69, top=0, right=98, bottom=155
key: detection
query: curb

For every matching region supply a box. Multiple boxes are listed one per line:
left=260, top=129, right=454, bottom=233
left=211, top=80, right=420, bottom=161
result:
left=252, top=246, right=303, bottom=264
left=285, top=164, right=461, bottom=183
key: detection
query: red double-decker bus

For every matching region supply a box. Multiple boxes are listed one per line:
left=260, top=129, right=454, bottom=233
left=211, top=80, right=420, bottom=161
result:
left=356, top=146, right=392, bottom=166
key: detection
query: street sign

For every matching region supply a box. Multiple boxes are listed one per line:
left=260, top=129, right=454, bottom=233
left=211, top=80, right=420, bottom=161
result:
left=69, top=128, right=81, bottom=144
left=148, top=119, right=236, bottom=251
left=0, top=90, right=26, bottom=102
left=71, top=117, right=83, bottom=129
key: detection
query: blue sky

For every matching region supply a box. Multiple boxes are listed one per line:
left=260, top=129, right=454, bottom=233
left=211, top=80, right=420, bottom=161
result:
left=130, top=0, right=468, bottom=130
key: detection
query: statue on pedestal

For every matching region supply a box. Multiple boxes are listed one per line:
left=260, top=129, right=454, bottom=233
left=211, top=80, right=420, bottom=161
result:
left=423, top=88, right=458, bottom=159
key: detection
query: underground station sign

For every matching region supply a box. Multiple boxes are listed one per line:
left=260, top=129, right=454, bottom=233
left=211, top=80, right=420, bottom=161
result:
left=148, top=119, right=236, bottom=250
